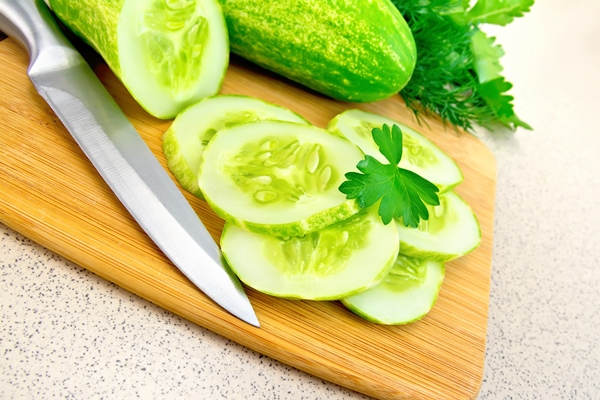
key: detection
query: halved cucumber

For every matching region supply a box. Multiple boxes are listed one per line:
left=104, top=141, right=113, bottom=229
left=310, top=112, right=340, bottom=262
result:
left=327, top=109, right=463, bottom=193
left=163, top=95, right=309, bottom=198
left=396, top=191, right=481, bottom=262
left=198, top=120, right=363, bottom=236
left=221, top=207, right=399, bottom=300
left=342, top=255, right=444, bottom=325
left=49, top=0, right=229, bottom=119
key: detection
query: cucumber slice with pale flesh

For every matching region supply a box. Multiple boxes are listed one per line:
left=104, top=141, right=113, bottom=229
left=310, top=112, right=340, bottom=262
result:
left=221, top=207, right=399, bottom=300
left=163, top=95, right=309, bottom=198
left=198, top=120, right=363, bottom=237
left=49, top=0, right=229, bottom=119
left=397, top=191, right=481, bottom=262
left=342, top=255, right=444, bottom=325
left=327, top=109, right=463, bottom=193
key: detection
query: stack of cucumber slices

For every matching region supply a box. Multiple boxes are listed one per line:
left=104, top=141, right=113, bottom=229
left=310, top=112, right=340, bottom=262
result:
left=47, top=0, right=479, bottom=324
left=163, top=96, right=481, bottom=325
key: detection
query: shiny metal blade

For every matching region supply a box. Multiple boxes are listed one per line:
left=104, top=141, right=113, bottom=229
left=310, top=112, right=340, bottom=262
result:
left=0, top=0, right=258, bottom=327
left=25, top=47, right=259, bottom=327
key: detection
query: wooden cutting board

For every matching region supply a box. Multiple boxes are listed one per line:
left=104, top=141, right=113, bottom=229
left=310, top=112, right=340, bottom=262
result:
left=0, top=38, right=496, bottom=400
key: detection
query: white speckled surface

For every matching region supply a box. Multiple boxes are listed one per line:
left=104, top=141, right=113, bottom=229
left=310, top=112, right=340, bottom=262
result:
left=2, top=0, right=600, bottom=398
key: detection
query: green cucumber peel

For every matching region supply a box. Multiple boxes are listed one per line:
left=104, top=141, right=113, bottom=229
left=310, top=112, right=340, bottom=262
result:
left=218, top=0, right=416, bottom=102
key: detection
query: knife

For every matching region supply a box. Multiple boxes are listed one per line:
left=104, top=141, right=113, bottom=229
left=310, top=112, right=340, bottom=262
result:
left=0, top=0, right=259, bottom=327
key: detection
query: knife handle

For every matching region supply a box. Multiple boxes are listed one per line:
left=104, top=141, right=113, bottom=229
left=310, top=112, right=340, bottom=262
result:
left=0, top=0, right=72, bottom=66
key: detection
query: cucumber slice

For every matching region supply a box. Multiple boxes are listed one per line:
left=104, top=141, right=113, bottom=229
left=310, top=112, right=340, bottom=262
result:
left=198, top=120, right=363, bottom=237
left=342, top=255, right=444, bottom=325
left=49, top=0, right=229, bottom=119
left=163, top=95, right=309, bottom=198
left=396, top=191, right=481, bottom=262
left=221, top=207, right=399, bottom=300
left=327, top=109, right=463, bottom=193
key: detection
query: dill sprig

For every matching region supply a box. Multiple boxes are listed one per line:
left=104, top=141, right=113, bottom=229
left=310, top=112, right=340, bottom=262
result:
left=391, top=0, right=533, bottom=132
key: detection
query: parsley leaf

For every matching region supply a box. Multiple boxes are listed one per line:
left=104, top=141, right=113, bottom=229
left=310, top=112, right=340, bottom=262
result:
left=466, top=0, right=535, bottom=26
left=470, top=29, right=505, bottom=83
left=339, top=124, right=440, bottom=227
left=469, top=28, right=531, bottom=130
left=478, top=77, right=532, bottom=130
left=372, top=120, right=404, bottom=164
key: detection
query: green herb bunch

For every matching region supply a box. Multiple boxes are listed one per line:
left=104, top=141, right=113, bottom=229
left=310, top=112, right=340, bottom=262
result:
left=391, top=0, right=534, bottom=132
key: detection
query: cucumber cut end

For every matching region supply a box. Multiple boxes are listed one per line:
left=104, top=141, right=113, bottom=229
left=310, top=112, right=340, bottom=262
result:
left=118, top=0, right=229, bottom=119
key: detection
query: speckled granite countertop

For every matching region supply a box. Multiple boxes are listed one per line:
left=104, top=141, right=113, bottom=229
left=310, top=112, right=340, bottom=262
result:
left=2, top=0, right=599, bottom=398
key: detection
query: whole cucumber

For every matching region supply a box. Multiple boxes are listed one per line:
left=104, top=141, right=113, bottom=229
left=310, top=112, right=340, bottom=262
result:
left=219, top=0, right=417, bottom=102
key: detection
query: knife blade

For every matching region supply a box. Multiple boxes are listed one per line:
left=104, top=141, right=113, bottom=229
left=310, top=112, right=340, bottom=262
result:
left=0, top=0, right=259, bottom=327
